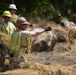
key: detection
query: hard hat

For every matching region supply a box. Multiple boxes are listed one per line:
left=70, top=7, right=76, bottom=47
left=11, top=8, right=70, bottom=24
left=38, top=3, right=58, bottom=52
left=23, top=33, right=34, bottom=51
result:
left=17, top=17, right=30, bottom=26
left=9, top=4, right=17, bottom=10
left=2, top=11, right=12, bottom=17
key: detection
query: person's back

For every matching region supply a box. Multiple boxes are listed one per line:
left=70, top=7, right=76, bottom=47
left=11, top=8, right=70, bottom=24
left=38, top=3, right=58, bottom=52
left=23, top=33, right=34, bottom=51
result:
left=8, top=4, right=19, bottom=26
left=0, top=11, right=16, bottom=35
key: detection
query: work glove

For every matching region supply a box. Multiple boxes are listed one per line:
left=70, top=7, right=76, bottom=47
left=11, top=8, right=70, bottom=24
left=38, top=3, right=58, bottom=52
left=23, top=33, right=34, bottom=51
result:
left=44, top=26, right=52, bottom=31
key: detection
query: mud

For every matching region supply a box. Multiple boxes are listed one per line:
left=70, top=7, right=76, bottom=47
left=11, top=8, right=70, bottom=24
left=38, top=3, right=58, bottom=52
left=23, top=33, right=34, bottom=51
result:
left=25, top=42, right=76, bottom=66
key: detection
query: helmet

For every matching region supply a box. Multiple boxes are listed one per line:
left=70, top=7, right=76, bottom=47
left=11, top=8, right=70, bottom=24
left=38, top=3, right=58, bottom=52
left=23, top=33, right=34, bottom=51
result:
left=9, top=4, right=17, bottom=10
left=2, top=11, right=12, bottom=17
left=17, top=17, right=30, bottom=26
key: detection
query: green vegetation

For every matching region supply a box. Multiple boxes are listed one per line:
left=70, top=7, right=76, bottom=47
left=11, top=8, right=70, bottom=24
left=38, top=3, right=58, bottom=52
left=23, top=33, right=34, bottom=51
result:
left=0, top=0, right=76, bottom=22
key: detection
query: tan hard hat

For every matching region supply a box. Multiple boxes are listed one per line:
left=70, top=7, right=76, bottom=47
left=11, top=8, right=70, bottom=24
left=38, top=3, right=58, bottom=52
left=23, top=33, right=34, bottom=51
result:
left=17, top=17, right=30, bottom=26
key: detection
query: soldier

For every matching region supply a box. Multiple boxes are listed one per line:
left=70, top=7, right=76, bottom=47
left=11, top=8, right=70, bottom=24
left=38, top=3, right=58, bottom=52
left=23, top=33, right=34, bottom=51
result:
left=0, top=11, right=16, bottom=35
left=9, top=17, right=51, bottom=68
left=9, top=4, right=19, bottom=27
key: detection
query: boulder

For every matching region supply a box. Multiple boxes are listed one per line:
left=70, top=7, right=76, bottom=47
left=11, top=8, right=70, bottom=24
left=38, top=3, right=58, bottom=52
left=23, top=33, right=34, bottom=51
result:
left=31, top=28, right=57, bottom=52
left=60, top=19, right=76, bottom=29
left=52, top=29, right=68, bottom=42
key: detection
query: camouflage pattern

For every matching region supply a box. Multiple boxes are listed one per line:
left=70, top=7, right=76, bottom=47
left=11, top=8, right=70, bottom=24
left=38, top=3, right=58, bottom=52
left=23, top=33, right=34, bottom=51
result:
left=0, top=43, right=26, bottom=71
left=0, top=44, right=10, bottom=72
left=10, top=48, right=26, bottom=69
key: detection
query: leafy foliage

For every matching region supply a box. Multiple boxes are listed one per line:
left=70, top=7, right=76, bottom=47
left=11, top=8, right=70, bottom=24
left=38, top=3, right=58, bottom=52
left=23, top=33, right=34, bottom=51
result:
left=0, top=0, right=76, bottom=21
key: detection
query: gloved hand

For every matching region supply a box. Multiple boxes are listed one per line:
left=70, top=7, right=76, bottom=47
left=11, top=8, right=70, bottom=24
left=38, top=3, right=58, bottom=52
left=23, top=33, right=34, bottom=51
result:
left=44, top=26, right=52, bottom=31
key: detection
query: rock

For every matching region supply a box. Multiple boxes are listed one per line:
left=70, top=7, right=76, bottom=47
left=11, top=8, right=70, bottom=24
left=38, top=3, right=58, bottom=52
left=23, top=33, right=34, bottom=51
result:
left=60, top=19, right=76, bottom=29
left=52, top=29, right=68, bottom=42
left=31, top=28, right=57, bottom=52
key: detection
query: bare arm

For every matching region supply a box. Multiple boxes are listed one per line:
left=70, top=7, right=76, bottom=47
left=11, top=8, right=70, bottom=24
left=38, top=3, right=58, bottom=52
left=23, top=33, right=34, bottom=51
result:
left=31, top=26, right=51, bottom=36
left=23, top=26, right=51, bottom=36
left=31, top=29, right=45, bottom=36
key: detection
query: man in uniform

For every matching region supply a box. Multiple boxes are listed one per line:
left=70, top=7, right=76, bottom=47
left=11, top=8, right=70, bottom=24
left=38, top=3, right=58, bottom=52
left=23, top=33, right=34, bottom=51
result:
left=9, top=4, right=19, bottom=27
left=0, top=11, right=16, bottom=35
left=10, top=17, right=51, bottom=68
